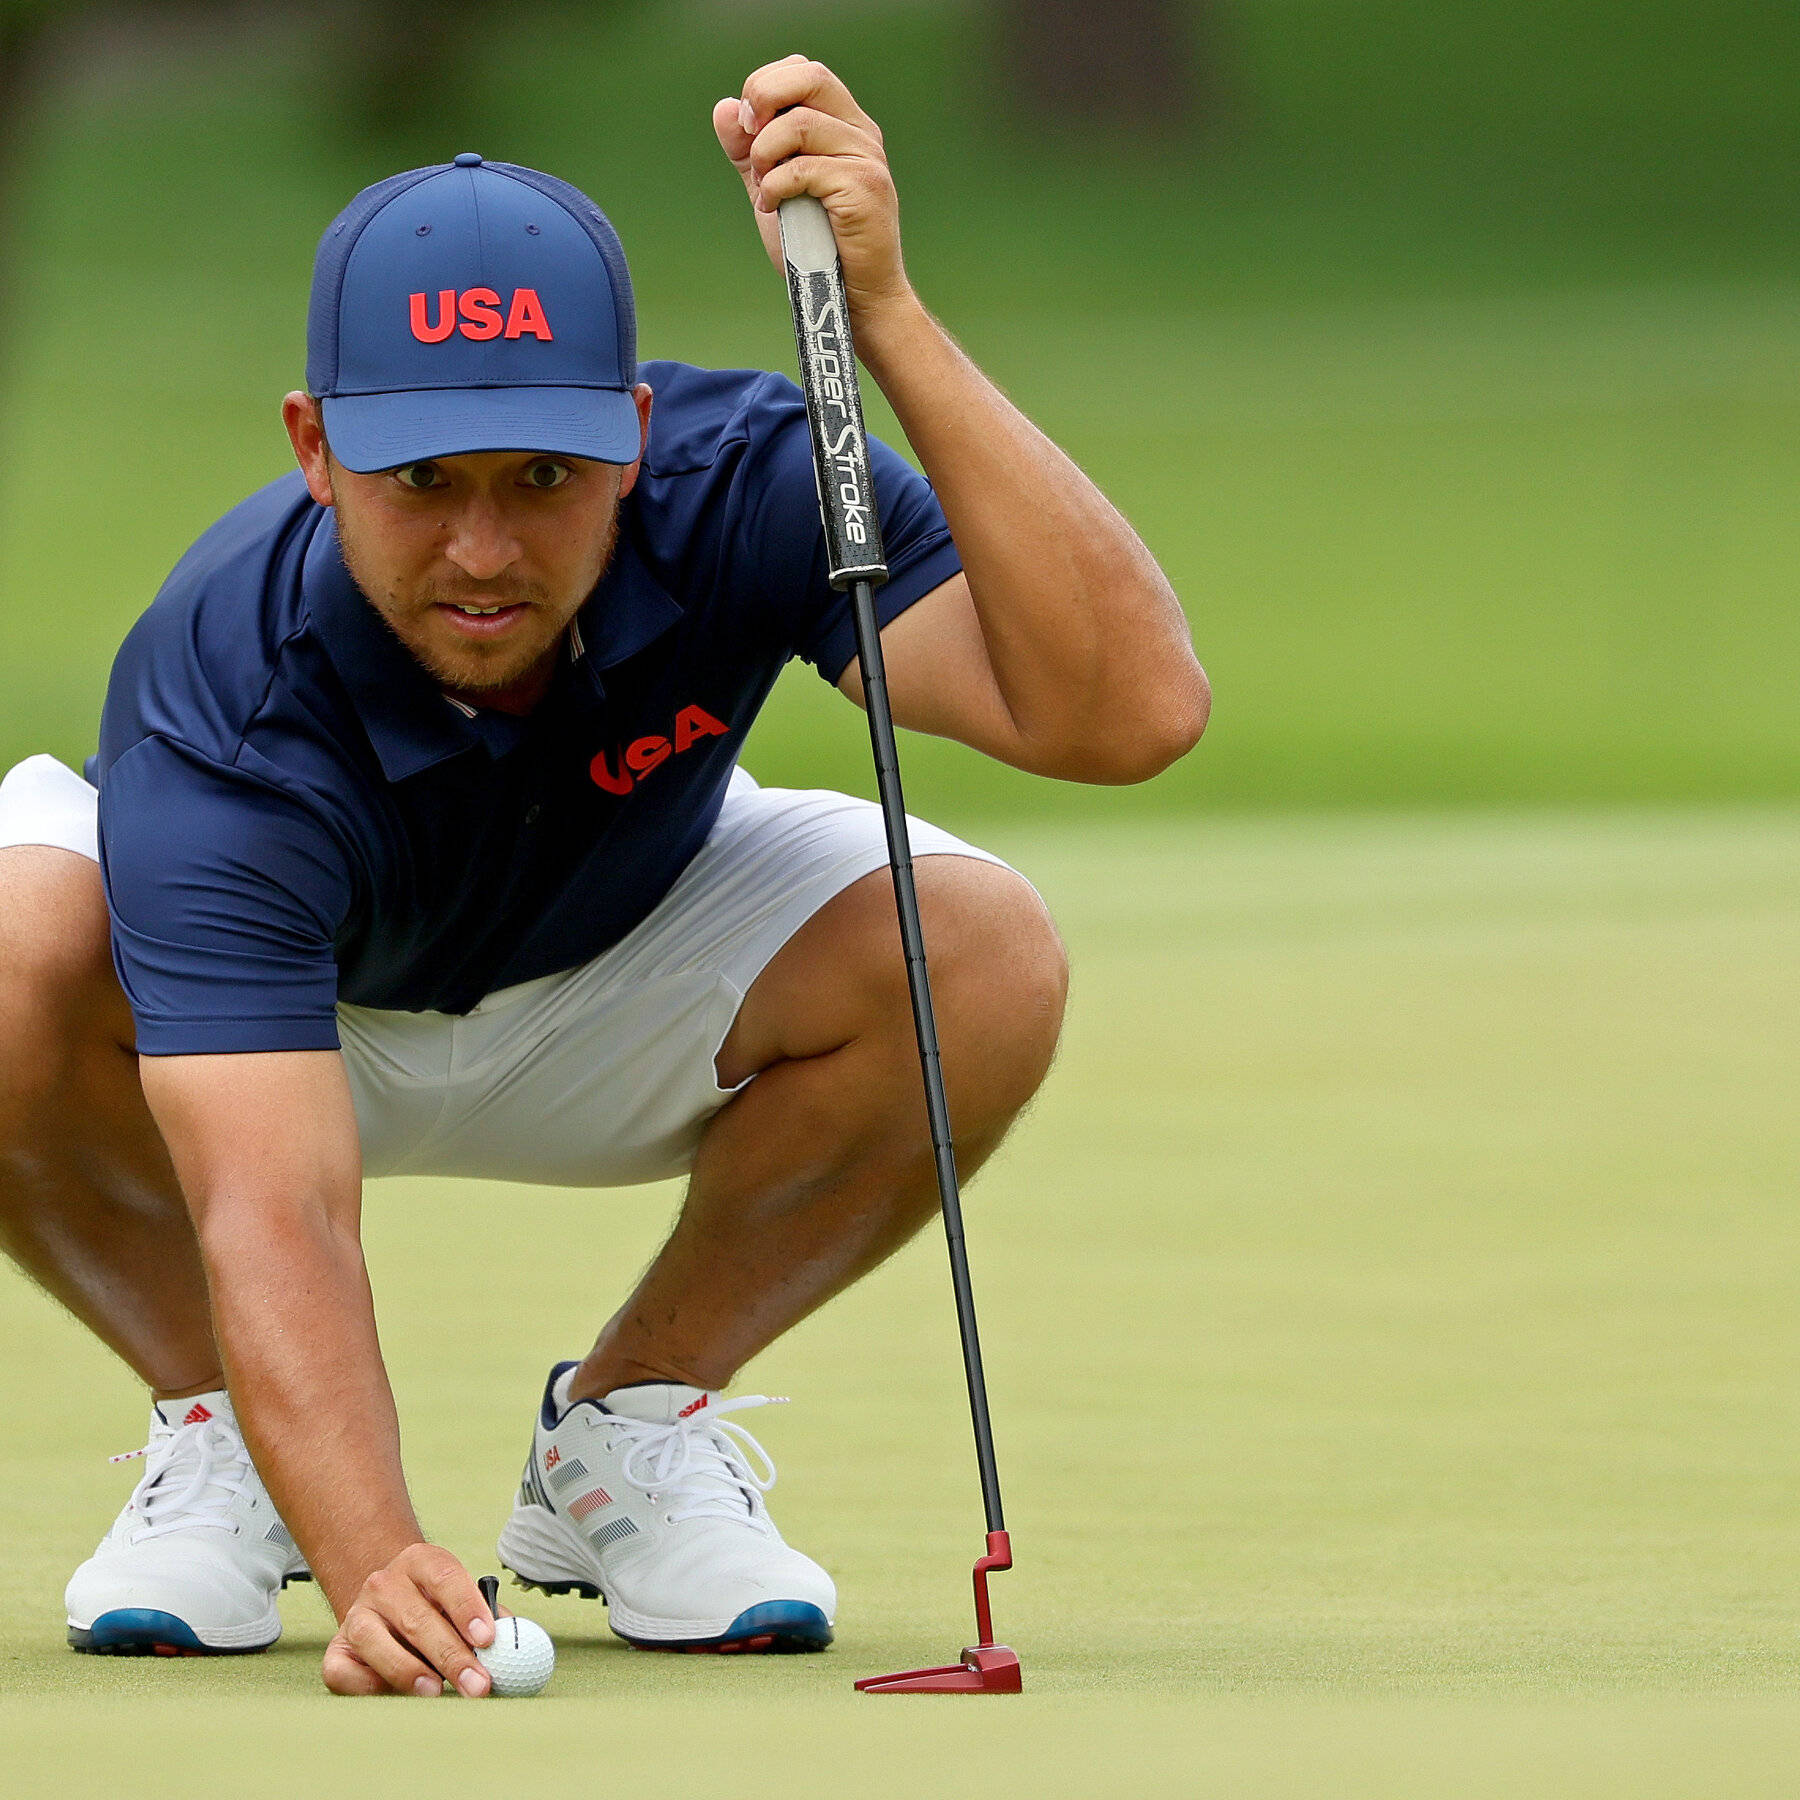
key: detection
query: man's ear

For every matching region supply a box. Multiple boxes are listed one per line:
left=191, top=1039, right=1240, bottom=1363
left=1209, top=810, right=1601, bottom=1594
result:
left=282, top=392, right=336, bottom=508
left=616, top=382, right=655, bottom=500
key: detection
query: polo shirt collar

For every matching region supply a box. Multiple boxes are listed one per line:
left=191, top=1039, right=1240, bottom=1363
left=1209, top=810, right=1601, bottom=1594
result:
left=574, top=509, right=687, bottom=679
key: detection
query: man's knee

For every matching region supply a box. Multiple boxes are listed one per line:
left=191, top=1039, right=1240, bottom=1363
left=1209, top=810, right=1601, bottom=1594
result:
left=723, top=856, right=1068, bottom=1102
left=0, top=848, right=119, bottom=1133
left=910, top=858, right=1068, bottom=1112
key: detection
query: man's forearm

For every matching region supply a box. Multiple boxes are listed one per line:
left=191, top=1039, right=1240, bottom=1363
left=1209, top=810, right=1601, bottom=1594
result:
left=855, top=293, right=1208, bottom=778
left=138, top=1049, right=421, bottom=1621
left=199, top=1203, right=422, bottom=1620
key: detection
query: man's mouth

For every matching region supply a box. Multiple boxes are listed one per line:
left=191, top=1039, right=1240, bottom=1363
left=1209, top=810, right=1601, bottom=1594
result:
left=435, top=599, right=532, bottom=639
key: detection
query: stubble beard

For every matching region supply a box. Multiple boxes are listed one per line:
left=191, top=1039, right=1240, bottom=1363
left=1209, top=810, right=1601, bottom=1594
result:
left=334, top=504, right=621, bottom=697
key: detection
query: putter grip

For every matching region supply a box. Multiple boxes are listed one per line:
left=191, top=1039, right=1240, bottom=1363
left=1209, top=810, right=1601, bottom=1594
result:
left=777, top=195, right=889, bottom=591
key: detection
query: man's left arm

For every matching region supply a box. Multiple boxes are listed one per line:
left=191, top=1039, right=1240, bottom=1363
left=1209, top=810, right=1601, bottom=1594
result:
left=718, top=57, right=1211, bottom=784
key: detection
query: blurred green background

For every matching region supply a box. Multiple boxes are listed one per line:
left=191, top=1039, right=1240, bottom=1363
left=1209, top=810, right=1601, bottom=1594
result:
left=0, top=0, right=1795, bottom=818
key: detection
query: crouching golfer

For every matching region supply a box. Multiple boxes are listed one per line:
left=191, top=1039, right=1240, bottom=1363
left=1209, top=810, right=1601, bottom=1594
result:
left=0, top=58, right=1207, bottom=1695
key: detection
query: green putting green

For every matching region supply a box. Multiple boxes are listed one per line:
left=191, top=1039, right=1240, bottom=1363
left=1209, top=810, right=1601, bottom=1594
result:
left=3, top=809, right=1796, bottom=1796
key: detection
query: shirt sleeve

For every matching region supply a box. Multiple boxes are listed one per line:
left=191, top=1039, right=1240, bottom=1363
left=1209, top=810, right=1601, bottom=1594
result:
left=98, top=737, right=355, bottom=1056
left=737, top=373, right=964, bottom=684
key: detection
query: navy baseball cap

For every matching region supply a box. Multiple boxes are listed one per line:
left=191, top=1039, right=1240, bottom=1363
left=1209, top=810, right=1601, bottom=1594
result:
left=306, top=154, right=640, bottom=474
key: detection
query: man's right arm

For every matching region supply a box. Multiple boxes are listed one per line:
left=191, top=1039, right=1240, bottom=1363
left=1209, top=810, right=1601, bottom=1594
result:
left=138, top=1048, right=496, bottom=1697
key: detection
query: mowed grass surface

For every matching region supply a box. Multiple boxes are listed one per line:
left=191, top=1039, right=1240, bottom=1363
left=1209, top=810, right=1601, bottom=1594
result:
left=1, top=810, right=1797, bottom=1795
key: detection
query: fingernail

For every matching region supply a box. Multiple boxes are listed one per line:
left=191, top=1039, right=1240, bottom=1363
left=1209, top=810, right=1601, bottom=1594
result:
left=739, top=99, right=757, bottom=137
left=458, top=1668, right=488, bottom=1698
left=414, top=1675, right=439, bottom=1698
left=469, top=1616, right=494, bottom=1647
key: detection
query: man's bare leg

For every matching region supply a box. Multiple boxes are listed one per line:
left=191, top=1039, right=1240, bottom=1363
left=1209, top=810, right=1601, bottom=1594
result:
left=0, top=847, right=220, bottom=1399
left=568, top=857, right=1068, bottom=1399
left=0, top=846, right=1065, bottom=1406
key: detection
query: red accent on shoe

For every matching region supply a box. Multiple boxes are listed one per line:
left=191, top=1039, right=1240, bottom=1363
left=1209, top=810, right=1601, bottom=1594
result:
left=180, top=1404, right=214, bottom=1426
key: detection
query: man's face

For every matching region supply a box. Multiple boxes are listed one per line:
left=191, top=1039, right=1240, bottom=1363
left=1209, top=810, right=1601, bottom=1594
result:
left=282, top=389, right=652, bottom=702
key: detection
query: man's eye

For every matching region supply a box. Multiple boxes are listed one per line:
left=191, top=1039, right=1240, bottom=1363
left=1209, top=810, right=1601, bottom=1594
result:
left=396, top=463, right=443, bottom=490
left=523, top=460, right=572, bottom=490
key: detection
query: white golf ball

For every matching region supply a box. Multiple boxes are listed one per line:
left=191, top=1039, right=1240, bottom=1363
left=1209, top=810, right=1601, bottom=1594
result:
left=475, top=1614, right=556, bottom=1697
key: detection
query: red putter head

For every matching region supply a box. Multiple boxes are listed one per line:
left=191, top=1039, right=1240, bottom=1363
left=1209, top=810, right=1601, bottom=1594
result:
left=854, top=1532, right=1022, bottom=1695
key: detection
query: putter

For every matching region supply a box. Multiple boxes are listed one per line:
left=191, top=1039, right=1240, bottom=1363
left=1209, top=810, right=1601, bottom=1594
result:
left=777, top=193, right=1021, bottom=1696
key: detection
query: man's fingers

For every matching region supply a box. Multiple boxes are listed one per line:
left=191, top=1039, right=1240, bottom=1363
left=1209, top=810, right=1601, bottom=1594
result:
left=341, top=1603, right=447, bottom=1697
left=409, top=1545, right=496, bottom=1652
left=740, top=56, right=880, bottom=146
left=719, top=58, right=900, bottom=291
left=713, top=95, right=754, bottom=173
left=755, top=154, right=880, bottom=217
left=380, top=1591, right=492, bottom=1696
left=747, top=108, right=879, bottom=185
left=326, top=1548, right=497, bottom=1697
left=368, top=1553, right=493, bottom=1694
left=321, top=1632, right=390, bottom=1697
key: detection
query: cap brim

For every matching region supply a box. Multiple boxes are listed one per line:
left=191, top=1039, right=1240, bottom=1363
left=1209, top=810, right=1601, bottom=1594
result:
left=320, top=386, right=643, bottom=474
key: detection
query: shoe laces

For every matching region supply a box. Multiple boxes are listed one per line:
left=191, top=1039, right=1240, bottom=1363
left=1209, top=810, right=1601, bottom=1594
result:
left=606, top=1396, right=786, bottom=1526
left=109, top=1415, right=256, bottom=1543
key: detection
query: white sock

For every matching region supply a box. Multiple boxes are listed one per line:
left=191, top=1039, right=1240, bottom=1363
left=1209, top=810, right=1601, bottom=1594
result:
left=551, top=1366, right=577, bottom=1419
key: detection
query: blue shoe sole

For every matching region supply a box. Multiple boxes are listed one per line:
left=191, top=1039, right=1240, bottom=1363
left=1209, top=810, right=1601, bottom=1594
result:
left=619, top=1601, right=834, bottom=1655
left=506, top=1566, right=833, bottom=1656
left=67, top=1609, right=275, bottom=1657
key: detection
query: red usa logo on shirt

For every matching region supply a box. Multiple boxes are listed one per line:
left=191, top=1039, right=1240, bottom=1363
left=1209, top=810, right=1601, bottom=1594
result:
left=589, top=704, right=730, bottom=796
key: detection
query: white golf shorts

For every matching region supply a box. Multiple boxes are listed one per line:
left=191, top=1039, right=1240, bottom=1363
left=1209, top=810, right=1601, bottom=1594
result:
left=0, top=753, right=1007, bottom=1187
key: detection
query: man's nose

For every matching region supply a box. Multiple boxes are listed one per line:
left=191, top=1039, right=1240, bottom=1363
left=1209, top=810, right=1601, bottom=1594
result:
left=444, top=498, right=523, bottom=582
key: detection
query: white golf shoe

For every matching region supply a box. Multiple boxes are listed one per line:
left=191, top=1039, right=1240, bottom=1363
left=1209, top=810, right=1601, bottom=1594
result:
left=65, top=1390, right=311, bottom=1655
left=497, top=1363, right=835, bottom=1652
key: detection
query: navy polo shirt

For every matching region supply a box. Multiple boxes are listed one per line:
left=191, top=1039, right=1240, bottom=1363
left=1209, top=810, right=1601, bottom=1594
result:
left=95, top=360, right=962, bottom=1056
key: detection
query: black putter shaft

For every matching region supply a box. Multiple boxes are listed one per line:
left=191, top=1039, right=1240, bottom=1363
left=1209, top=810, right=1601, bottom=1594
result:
left=776, top=194, right=1005, bottom=1537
